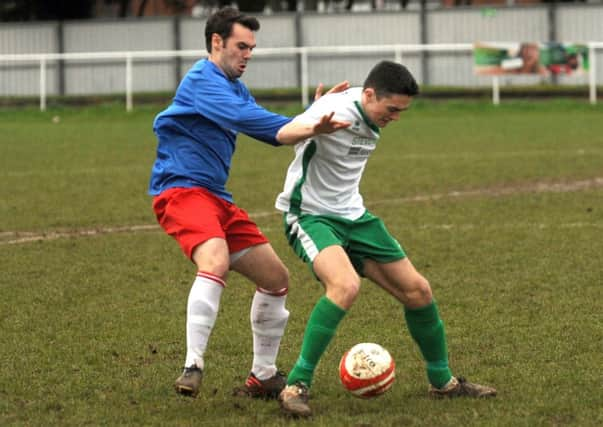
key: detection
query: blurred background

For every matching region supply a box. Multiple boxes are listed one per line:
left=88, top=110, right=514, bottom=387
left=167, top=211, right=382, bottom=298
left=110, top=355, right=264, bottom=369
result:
left=2, top=0, right=601, bottom=19
left=1, top=0, right=602, bottom=107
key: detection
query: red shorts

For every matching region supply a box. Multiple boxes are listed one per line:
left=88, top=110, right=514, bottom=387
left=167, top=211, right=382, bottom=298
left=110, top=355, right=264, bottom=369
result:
left=152, top=187, right=269, bottom=260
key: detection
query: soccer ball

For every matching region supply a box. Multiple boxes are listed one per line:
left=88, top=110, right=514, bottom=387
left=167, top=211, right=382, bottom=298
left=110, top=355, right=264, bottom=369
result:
left=338, top=342, right=395, bottom=398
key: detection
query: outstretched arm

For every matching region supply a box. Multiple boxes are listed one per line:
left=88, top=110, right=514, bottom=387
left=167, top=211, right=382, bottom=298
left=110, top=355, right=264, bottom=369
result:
left=276, top=112, right=350, bottom=145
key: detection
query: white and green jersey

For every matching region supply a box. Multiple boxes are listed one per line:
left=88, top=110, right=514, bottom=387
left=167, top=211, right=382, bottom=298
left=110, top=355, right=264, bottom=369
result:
left=275, top=87, right=380, bottom=221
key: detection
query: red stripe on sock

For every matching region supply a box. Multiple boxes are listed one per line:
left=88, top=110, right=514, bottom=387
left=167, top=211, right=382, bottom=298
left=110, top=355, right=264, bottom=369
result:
left=197, top=271, right=226, bottom=288
left=257, top=287, right=288, bottom=296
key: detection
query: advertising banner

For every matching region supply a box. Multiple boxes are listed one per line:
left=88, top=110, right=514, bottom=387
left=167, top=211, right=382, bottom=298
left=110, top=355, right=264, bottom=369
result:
left=474, top=42, right=589, bottom=76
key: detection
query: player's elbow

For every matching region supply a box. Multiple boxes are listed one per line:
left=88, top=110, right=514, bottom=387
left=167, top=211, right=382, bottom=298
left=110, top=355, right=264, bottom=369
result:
left=276, top=124, right=299, bottom=145
left=276, top=127, right=293, bottom=145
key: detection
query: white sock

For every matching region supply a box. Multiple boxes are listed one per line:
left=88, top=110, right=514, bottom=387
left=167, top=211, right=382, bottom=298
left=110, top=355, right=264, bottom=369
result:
left=184, top=272, right=225, bottom=370
left=250, top=287, right=289, bottom=380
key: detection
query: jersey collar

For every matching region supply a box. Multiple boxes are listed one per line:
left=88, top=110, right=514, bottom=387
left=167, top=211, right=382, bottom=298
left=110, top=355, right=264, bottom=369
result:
left=353, top=100, right=380, bottom=135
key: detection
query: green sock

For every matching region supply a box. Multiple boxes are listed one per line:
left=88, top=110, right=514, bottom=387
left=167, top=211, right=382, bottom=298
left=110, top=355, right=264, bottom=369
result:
left=287, top=295, right=347, bottom=387
left=404, top=301, right=453, bottom=389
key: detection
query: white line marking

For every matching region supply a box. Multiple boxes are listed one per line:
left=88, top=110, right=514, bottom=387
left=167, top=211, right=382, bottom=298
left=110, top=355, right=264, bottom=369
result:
left=0, top=225, right=160, bottom=245
left=2, top=177, right=602, bottom=246
left=369, top=177, right=603, bottom=206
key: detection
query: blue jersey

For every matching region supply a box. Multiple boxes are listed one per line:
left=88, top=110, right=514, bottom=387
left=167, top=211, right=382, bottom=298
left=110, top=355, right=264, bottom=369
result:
left=149, top=59, right=292, bottom=202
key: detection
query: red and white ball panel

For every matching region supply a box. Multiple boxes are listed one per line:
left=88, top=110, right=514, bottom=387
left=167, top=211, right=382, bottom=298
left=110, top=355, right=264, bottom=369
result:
left=339, top=343, right=396, bottom=398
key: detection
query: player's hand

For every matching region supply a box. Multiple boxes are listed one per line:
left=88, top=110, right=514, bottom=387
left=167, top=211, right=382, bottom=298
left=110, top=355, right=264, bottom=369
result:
left=313, top=111, right=351, bottom=134
left=314, top=80, right=350, bottom=101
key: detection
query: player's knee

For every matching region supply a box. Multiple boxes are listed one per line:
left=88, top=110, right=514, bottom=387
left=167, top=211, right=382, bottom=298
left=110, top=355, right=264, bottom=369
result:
left=406, top=276, right=432, bottom=307
left=327, top=276, right=360, bottom=308
left=347, top=278, right=361, bottom=298
left=277, top=264, right=290, bottom=286
left=342, top=281, right=361, bottom=308
left=193, top=252, right=230, bottom=278
left=258, top=264, right=290, bottom=291
left=272, top=264, right=290, bottom=288
left=197, top=262, right=229, bottom=279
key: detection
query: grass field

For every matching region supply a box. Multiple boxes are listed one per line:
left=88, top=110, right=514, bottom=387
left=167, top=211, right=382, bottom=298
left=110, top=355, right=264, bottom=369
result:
left=1, top=100, right=602, bottom=426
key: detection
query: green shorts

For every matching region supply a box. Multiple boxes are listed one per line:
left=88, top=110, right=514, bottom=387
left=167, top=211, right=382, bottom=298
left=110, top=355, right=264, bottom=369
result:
left=283, top=210, right=406, bottom=277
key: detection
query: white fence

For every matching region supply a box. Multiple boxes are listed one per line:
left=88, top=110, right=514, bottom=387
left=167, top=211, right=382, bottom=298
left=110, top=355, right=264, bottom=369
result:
left=1, top=42, right=602, bottom=111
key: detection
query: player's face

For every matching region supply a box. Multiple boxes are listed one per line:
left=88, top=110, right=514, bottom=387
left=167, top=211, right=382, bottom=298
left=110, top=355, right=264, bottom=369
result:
left=519, top=44, right=540, bottom=72
left=213, top=23, right=256, bottom=80
left=363, top=90, right=412, bottom=128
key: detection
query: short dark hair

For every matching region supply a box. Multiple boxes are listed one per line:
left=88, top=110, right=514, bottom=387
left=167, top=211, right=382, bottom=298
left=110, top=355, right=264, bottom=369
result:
left=363, top=61, right=419, bottom=98
left=204, top=7, right=260, bottom=52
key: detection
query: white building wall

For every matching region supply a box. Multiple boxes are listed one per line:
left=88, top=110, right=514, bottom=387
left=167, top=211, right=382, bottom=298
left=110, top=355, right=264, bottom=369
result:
left=63, top=19, right=175, bottom=94
left=301, top=11, right=422, bottom=87
left=239, top=14, right=299, bottom=89
left=0, top=22, right=58, bottom=96
left=0, top=6, right=602, bottom=97
left=556, top=5, right=603, bottom=85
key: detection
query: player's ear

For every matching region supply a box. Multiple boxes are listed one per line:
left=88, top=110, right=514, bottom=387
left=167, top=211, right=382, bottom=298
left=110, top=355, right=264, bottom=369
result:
left=364, top=87, right=376, bottom=101
left=211, top=33, right=223, bottom=51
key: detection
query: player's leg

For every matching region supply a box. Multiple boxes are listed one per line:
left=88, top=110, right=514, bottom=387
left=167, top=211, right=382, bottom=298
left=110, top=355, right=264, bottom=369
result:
left=187, top=237, right=230, bottom=369
left=153, top=187, right=231, bottom=398
left=344, top=211, right=455, bottom=391
left=287, top=245, right=358, bottom=387
left=230, top=243, right=290, bottom=399
left=230, top=241, right=289, bottom=294
left=364, top=258, right=496, bottom=397
left=280, top=246, right=355, bottom=418
left=363, top=258, right=453, bottom=389
left=278, top=214, right=355, bottom=417
left=224, top=204, right=292, bottom=399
